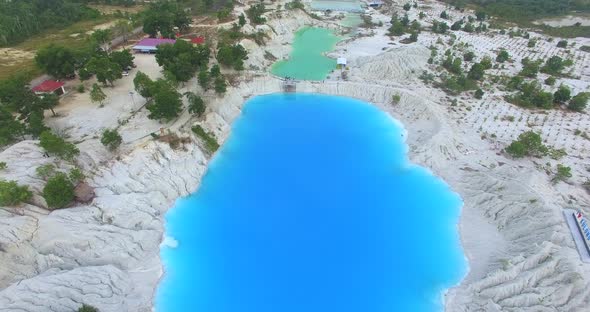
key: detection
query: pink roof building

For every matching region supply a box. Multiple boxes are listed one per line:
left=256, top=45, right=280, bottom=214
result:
left=133, top=38, right=176, bottom=52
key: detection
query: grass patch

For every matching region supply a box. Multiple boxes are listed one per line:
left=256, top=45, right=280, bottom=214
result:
left=191, top=125, right=220, bottom=153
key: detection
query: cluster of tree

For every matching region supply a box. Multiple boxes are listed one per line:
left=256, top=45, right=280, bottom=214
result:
left=78, top=304, right=99, bottom=312
left=0, top=0, right=100, bottom=46
left=444, top=0, right=589, bottom=21
left=246, top=3, right=266, bottom=25
left=197, top=64, right=228, bottom=94
left=505, top=131, right=548, bottom=158
left=39, top=131, right=80, bottom=161
left=142, top=0, right=191, bottom=38
left=35, top=30, right=135, bottom=84
left=505, top=80, right=554, bottom=109
left=403, top=2, right=418, bottom=11
left=0, top=75, right=65, bottom=146
left=285, top=0, right=305, bottom=10
left=217, top=43, right=248, bottom=70
left=437, top=52, right=491, bottom=94
left=155, top=40, right=211, bottom=83
left=389, top=13, right=421, bottom=40
left=134, top=72, right=183, bottom=121
left=540, top=56, right=573, bottom=76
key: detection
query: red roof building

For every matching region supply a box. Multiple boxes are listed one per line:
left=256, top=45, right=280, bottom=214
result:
left=191, top=36, right=205, bottom=44
left=32, top=80, right=65, bottom=95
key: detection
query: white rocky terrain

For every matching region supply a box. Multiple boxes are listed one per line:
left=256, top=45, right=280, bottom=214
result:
left=1, top=0, right=590, bottom=311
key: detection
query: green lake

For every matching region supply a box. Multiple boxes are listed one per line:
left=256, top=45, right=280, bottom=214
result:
left=271, top=27, right=339, bottom=81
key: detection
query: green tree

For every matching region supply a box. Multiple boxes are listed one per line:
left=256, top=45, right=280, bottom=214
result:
left=114, top=20, right=133, bottom=42
left=91, top=29, right=111, bottom=52
left=35, top=44, right=77, bottom=78
left=463, top=22, right=475, bottom=32
left=198, top=70, right=210, bottom=90
left=403, top=3, right=411, bottom=10
left=110, top=49, right=134, bottom=70
left=238, top=13, right=247, bottom=27
left=0, top=107, right=25, bottom=146
left=541, top=56, right=573, bottom=75
left=0, top=180, right=32, bottom=206
left=27, top=111, right=49, bottom=138
left=505, top=131, right=548, bottom=158
left=87, top=57, right=123, bottom=86
left=568, top=92, right=589, bottom=112
left=467, top=63, right=485, bottom=80
left=246, top=3, right=266, bottom=25
left=409, top=32, right=419, bottom=42
left=553, top=84, right=571, bottom=104
left=39, top=131, right=80, bottom=161
left=39, top=94, right=59, bottom=116
left=43, top=172, right=75, bottom=209
left=0, top=162, right=6, bottom=170
left=496, top=49, right=510, bottom=63
left=146, top=80, right=183, bottom=121
left=440, top=11, right=448, bottom=19
left=214, top=76, right=227, bottom=94
left=185, top=92, right=206, bottom=117
left=133, top=71, right=155, bottom=98
left=557, top=40, right=568, bottom=48
left=101, top=128, right=122, bottom=151
left=217, top=44, right=248, bottom=70
left=419, top=12, right=426, bottom=19
left=90, top=84, right=107, bottom=106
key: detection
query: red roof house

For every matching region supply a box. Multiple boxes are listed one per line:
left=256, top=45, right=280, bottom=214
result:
left=32, top=80, right=65, bottom=96
left=191, top=36, right=205, bottom=44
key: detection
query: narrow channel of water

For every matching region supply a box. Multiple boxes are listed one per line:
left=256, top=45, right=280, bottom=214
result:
left=156, top=93, right=467, bottom=312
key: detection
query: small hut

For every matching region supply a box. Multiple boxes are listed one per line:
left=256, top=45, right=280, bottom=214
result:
left=282, top=77, right=296, bottom=92
left=32, top=80, right=65, bottom=96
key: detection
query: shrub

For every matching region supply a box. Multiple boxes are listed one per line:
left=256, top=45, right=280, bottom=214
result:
left=39, top=131, right=80, bottom=161
left=101, top=129, right=122, bottom=151
left=553, top=164, right=572, bottom=182
left=463, top=51, right=475, bottom=62
left=391, top=93, right=401, bottom=104
left=0, top=162, right=6, bottom=170
left=480, top=56, right=492, bottom=69
left=568, top=92, right=589, bottom=112
left=496, top=50, right=510, bottom=63
left=519, top=57, right=542, bottom=78
left=505, top=131, right=548, bottom=158
left=69, top=167, right=85, bottom=184
left=43, top=172, right=75, bottom=209
left=553, top=84, right=571, bottom=104
left=544, top=76, right=556, bottom=85
left=475, top=88, right=484, bottom=99
left=191, top=125, right=219, bottom=153
left=77, top=84, right=85, bottom=93
left=0, top=180, right=32, bottom=206
left=78, top=304, right=99, bottom=312
left=36, top=164, right=56, bottom=180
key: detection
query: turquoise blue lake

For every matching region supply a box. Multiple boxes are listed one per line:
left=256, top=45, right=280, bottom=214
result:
left=156, top=93, right=467, bottom=312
